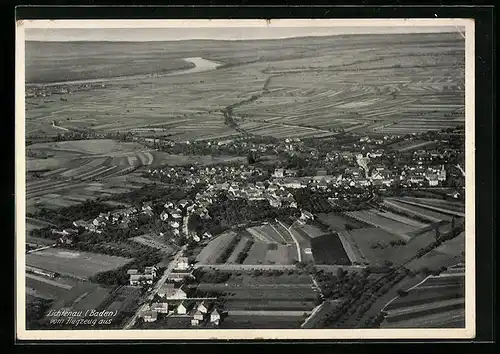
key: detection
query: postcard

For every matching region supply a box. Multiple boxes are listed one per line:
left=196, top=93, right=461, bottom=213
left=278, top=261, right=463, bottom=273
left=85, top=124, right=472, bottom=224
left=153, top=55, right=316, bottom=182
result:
left=16, top=18, right=475, bottom=340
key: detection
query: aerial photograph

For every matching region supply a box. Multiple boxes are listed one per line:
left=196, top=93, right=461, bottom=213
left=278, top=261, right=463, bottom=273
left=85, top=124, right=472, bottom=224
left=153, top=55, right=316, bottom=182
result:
left=23, top=23, right=467, bottom=331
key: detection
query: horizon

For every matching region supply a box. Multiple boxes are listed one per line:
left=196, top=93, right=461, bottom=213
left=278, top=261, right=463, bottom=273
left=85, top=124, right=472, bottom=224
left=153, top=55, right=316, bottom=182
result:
left=25, top=26, right=463, bottom=42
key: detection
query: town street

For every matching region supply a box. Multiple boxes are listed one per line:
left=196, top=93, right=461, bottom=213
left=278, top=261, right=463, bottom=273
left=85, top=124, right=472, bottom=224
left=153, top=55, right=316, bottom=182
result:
left=123, top=246, right=187, bottom=329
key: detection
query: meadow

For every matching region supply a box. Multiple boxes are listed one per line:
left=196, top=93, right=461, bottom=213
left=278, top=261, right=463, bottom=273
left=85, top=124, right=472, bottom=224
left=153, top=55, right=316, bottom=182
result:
left=26, top=247, right=133, bottom=279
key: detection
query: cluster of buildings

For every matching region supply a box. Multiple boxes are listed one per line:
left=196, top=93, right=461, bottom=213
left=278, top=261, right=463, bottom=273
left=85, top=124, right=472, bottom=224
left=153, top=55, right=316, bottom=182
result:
left=401, top=165, right=447, bottom=187
left=141, top=297, right=222, bottom=327
left=127, top=266, right=158, bottom=286
left=72, top=206, right=140, bottom=234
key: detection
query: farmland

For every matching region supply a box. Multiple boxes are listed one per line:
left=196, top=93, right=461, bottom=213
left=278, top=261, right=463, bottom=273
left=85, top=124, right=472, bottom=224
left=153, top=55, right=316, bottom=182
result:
left=381, top=265, right=465, bottom=328
left=26, top=247, right=133, bottom=279
left=25, top=138, right=248, bottom=213
left=196, top=272, right=318, bottom=328
left=345, top=210, right=426, bottom=241
left=26, top=33, right=464, bottom=139
left=317, top=213, right=367, bottom=231
left=195, top=231, right=240, bottom=265
left=382, top=199, right=454, bottom=223
left=310, top=233, right=352, bottom=266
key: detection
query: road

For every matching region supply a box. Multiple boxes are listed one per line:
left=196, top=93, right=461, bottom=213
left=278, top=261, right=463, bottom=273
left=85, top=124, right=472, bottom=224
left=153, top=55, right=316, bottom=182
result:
left=276, top=218, right=302, bottom=262
left=123, top=246, right=186, bottom=330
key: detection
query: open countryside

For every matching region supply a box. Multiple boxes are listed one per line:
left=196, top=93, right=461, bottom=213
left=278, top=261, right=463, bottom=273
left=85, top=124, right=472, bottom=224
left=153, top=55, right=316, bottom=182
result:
left=24, top=28, right=467, bottom=331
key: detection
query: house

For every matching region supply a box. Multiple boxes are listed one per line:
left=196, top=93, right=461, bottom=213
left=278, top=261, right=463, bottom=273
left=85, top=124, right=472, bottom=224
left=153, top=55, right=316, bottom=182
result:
left=193, top=310, right=204, bottom=321
left=176, top=257, right=190, bottom=271
left=150, top=302, right=169, bottom=314
left=426, top=175, right=439, bottom=186
left=179, top=200, right=190, bottom=208
left=169, top=209, right=183, bottom=219
left=176, top=302, right=187, bottom=314
left=210, top=309, right=221, bottom=324
left=197, top=301, right=210, bottom=314
left=157, top=283, right=175, bottom=297
left=164, top=201, right=174, bottom=209
left=172, top=229, right=180, bottom=236
left=144, top=266, right=157, bottom=277
left=160, top=287, right=187, bottom=300
left=141, top=310, right=158, bottom=323
left=193, top=235, right=201, bottom=242
left=268, top=196, right=282, bottom=208
left=300, top=210, right=314, bottom=221
left=273, top=168, right=285, bottom=178
left=191, top=319, right=200, bottom=326
left=129, top=274, right=154, bottom=286
left=127, top=269, right=139, bottom=276
left=169, top=221, right=180, bottom=229
left=284, top=169, right=298, bottom=177
left=202, top=231, right=212, bottom=239
left=160, top=211, right=169, bottom=221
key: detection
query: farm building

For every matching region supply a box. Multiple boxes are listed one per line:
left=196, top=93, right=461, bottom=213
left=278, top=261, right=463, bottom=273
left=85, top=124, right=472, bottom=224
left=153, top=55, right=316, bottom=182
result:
left=150, top=302, right=169, bottom=314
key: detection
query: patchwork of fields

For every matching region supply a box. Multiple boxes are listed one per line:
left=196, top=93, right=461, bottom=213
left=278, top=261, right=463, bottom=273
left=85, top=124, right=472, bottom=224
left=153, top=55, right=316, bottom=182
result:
left=26, top=33, right=464, bottom=139
left=381, top=264, right=465, bottom=328
left=198, top=273, right=318, bottom=328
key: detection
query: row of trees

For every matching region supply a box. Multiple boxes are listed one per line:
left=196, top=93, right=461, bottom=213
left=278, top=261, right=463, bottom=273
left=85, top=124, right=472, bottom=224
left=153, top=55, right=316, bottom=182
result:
left=215, top=235, right=242, bottom=264
left=235, top=239, right=255, bottom=264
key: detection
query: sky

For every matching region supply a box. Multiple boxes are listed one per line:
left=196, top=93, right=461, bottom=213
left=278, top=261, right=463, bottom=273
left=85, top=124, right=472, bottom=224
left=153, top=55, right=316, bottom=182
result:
left=25, top=26, right=463, bottom=42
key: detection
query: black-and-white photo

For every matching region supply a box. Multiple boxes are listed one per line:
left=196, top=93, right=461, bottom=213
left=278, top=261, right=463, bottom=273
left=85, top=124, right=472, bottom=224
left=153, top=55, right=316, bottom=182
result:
left=17, top=19, right=474, bottom=339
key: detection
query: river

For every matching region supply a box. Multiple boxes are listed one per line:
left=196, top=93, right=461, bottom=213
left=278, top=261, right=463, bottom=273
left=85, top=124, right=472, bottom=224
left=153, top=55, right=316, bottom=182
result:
left=27, top=57, right=223, bottom=88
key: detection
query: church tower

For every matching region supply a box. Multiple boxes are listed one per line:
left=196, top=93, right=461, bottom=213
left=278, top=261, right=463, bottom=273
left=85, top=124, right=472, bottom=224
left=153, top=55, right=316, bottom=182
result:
left=438, top=165, right=447, bottom=181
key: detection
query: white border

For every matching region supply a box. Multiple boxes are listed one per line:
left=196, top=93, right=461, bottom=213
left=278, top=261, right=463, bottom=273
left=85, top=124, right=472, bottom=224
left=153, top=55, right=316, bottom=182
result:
left=16, top=18, right=475, bottom=341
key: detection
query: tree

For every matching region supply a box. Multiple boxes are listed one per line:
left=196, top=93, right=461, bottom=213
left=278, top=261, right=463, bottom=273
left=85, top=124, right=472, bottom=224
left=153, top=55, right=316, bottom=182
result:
left=336, top=267, right=346, bottom=280
left=434, top=226, right=441, bottom=241
left=247, top=151, right=256, bottom=164
left=396, top=289, right=409, bottom=297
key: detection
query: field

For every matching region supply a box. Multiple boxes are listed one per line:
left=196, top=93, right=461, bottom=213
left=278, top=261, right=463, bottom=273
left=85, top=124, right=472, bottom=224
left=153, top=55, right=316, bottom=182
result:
left=317, top=213, right=367, bottom=231
left=26, top=273, right=80, bottom=300
left=393, top=197, right=465, bottom=217
left=381, top=266, right=465, bottom=328
left=195, top=231, right=239, bottom=265
left=345, top=210, right=424, bottom=241
left=47, top=281, right=112, bottom=312
left=347, top=227, right=401, bottom=266
left=26, top=247, right=133, bottom=279
left=197, top=273, right=317, bottom=328
left=388, top=139, right=437, bottom=152
left=405, top=231, right=465, bottom=272
left=383, top=199, right=454, bottom=223
left=310, top=233, right=352, bottom=265
left=26, top=33, right=464, bottom=139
